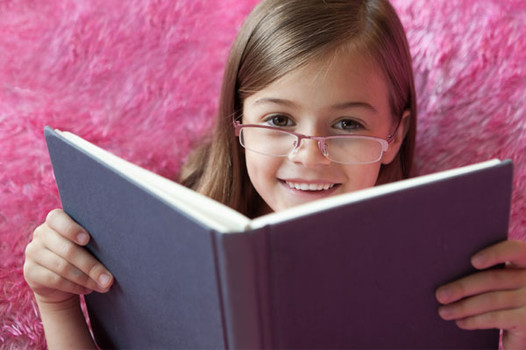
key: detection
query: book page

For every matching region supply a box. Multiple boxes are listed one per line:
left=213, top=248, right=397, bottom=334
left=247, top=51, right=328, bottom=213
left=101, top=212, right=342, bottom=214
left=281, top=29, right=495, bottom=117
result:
left=58, top=131, right=252, bottom=233
left=250, top=159, right=502, bottom=229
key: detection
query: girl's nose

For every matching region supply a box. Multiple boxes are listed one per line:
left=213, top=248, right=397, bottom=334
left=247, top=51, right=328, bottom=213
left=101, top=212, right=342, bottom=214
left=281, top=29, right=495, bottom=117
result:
left=288, top=138, right=331, bottom=166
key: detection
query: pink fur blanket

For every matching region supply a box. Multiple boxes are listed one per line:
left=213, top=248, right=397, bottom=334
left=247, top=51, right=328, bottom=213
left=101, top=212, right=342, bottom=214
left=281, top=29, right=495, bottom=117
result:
left=1, top=0, right=524, bottom=348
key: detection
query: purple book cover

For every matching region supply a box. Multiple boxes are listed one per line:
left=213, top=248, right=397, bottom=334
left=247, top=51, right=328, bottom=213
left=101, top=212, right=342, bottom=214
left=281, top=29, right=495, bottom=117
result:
left=46, top=127, right=512, bottom=349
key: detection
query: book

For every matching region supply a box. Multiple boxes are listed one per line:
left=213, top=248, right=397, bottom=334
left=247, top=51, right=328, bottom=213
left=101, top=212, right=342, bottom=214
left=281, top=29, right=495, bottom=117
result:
left=44, top=126, right=513, bottom=349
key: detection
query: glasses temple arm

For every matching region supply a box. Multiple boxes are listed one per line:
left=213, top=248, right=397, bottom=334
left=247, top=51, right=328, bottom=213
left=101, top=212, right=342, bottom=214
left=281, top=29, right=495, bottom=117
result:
left=386, top=117, right=403, bottom=144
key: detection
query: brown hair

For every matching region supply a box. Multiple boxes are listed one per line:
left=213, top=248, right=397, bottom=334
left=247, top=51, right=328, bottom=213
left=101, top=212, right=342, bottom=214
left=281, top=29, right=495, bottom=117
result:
left=180, top=0, right=417, bottom=217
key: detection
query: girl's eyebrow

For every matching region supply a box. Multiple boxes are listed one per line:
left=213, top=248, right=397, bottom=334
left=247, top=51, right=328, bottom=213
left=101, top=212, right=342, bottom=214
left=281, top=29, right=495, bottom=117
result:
left=252, top=97, right=296, bottom=107
left=252, top=97, right=377, bottom=113
left=330, top=101, right=377, bottom=113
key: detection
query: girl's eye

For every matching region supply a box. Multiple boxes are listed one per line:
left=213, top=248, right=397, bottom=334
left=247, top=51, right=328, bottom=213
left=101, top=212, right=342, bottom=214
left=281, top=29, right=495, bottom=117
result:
left=264, top=114, right=294, bottom=127
left=333, top=119, right=364, bottom=131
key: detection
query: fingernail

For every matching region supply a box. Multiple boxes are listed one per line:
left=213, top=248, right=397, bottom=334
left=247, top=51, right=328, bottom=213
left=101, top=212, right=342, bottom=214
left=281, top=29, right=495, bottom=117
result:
left=77, top=232, right=89, bottom=245
left=438, top=306, right=451, bottom=319
left=471, top=254, right=486, bottom=268
left=436, top=287, right=451, bottom=303
left=456, top=319, right=468, bottom=328
left=98, top=273, right=112, bottom=288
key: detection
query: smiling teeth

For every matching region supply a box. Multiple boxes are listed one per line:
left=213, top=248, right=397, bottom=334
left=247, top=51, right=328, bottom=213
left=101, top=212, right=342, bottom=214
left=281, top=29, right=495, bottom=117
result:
left=286, top=182, right=335, bottom=191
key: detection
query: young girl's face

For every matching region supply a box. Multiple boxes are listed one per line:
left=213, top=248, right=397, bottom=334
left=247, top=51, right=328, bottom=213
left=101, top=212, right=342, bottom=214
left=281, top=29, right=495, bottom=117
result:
left=242, top=51, right=405, bottom=213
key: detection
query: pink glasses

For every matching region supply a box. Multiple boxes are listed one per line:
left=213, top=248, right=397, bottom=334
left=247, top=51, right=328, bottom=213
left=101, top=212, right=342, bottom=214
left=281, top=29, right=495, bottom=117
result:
left=234, top=120, right=397, bottom=165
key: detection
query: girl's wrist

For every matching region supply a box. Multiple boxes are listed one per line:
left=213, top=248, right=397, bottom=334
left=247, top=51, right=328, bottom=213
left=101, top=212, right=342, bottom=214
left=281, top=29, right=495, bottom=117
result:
left=35, top=294, right=81, bottom=313
left=36, top=294, right=96, bottom=349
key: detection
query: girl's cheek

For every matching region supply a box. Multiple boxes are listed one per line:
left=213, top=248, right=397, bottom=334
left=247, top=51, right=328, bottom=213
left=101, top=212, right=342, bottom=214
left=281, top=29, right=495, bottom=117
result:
left=341, top=163, right=381, bottom=189
left=245, top=152, right=282, bottom=187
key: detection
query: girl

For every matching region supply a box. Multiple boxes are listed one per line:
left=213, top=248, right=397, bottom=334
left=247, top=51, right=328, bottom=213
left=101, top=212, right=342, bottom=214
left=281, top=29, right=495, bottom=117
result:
left=24, top=0, right=526, bottom=348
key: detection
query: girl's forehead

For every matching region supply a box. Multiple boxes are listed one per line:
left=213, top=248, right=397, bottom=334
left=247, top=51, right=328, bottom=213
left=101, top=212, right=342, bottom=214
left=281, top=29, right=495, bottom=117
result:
left=244, top=51, right=390, bottom=112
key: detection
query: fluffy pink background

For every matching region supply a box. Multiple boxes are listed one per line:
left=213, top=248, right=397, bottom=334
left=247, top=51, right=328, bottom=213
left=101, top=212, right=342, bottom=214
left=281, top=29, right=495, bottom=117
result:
left=0, top=0, right=524, bottom=348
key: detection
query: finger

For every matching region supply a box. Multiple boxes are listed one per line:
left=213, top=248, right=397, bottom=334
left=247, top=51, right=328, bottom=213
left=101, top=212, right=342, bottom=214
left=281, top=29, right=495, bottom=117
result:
left=46, top=208, right=90, bottom=246
left=40, top=226, right=113, bottom=290
left=436, top=269, right=526, bottom=304
left=453, top=307, right=526, bottom=332
left=30, top=245, right=109, bottom=293
left=25, top=235, right=103, bottom=292
left=24, top=261, right=93, bottom=297
left=438, top=289, right=526, bottom=321
left=472, top=240, right=526, bottom=269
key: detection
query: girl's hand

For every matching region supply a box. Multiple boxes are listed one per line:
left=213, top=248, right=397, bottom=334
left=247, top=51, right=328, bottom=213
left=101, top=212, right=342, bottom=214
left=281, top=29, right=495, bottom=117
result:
left=24, top=209, right=113, bottom=306
left=436, top=240, right=526, bottom=349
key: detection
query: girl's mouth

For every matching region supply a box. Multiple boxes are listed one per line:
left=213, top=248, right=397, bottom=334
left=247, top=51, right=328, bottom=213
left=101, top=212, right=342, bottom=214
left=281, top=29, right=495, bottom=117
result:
left=281, top=180, right=340, bottom=192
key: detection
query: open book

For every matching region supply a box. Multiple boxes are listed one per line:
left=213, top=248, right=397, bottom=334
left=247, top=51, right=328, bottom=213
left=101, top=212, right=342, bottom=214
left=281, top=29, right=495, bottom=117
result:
left=45, top=127, right=512, bottom=349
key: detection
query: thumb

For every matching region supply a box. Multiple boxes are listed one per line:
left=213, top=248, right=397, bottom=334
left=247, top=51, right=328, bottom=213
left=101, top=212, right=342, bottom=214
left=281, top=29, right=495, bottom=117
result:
left=471, top=240, right=526, bottom=270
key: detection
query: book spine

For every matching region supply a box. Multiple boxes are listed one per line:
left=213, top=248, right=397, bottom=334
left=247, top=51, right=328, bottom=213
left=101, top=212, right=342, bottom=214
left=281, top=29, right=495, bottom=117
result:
left=213, top=227, right=273, bottom=349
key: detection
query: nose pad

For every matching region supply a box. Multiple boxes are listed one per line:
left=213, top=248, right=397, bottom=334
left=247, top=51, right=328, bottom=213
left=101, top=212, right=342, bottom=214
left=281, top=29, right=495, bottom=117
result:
left=318, top=140, right=329, bottom=157
left=289, top=138, right=330, bottom=164
left=291, top=139, right=300, bottom=155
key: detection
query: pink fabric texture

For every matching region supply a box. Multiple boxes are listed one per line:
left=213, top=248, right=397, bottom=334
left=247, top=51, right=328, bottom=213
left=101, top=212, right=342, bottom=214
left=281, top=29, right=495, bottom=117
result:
left=0, top=0, right=524, bottom=348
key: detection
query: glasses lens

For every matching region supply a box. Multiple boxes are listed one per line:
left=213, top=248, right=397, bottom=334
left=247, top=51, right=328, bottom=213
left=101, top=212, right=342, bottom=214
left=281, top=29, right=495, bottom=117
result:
left=240, top=127, right=296, bottom=156
left=325, top=137, right=384, bottom=164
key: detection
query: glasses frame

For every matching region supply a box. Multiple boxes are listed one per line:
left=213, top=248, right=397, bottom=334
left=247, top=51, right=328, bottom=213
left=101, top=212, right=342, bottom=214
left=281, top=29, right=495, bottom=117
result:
left=233, top=120, right=398, bottom=165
